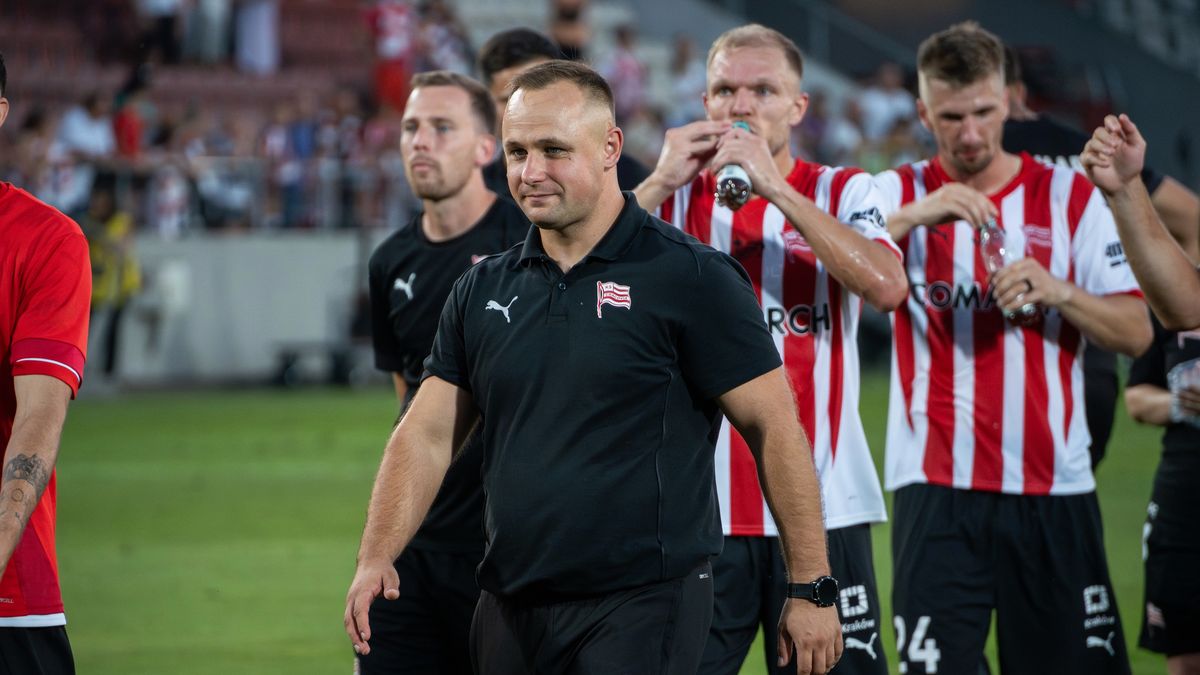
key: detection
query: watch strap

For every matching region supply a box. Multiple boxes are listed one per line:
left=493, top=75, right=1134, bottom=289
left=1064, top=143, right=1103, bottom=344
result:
left=786, top=582, right=816, bottom=600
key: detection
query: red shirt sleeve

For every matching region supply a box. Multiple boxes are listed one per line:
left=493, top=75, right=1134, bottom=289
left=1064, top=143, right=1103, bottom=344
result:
left=10, top=232, right=92, bottom=397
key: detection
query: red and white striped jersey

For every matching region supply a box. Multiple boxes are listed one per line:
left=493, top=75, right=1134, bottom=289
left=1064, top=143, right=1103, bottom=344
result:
left=874, top=154, right=1142, bottom=496
left=659, top=159, right=899, bottom=534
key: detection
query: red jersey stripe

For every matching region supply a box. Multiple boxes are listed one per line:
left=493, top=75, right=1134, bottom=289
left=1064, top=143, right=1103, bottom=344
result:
left=921, top=168, right=956, bottom=486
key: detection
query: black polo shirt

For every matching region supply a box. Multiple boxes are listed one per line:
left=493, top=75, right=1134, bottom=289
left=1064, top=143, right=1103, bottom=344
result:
left=368, top=196, right=527, bottom=551
left=423, top=193, right=782, bottom=601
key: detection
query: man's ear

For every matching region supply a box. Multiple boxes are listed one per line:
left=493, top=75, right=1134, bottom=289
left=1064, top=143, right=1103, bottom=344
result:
left=604, top=125, right=623, bottom=169
left=789, top=91, right=809, bottom=128
left=476, top=132, right=497, bottom=168
left=916, top=98, right=931, bottom=132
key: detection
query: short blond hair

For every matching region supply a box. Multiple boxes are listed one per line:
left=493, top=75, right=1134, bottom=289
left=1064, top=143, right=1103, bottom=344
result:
left=708, top=24, right=804, bottom=84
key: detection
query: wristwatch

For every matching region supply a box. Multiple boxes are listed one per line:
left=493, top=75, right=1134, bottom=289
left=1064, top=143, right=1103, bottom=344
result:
left=787, top=576, right=839, bottom=607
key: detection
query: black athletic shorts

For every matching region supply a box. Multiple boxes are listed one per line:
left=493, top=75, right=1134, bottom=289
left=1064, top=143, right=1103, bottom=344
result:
left=700, top=526, right=886, bottom=675
left=355, top=546, right=480, bottom=675
left=1082, top=344, right=1118, bottom=469
left=892, top=484, right=1130, bottom=675
left=0, top=626, right=74, bottom=675
left=471, top=561, right=713, bottom=674
left=1140, top=494, right=1200, bottom=656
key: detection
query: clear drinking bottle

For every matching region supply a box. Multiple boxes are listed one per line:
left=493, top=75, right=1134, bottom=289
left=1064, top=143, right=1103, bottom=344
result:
left=978, top=218, right=1040, bottom=325
left=714, top=121, right=753, bottom=210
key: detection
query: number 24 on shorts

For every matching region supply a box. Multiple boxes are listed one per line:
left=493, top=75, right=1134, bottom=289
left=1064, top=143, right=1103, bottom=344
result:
left=895, top=615, right=942, bottom=673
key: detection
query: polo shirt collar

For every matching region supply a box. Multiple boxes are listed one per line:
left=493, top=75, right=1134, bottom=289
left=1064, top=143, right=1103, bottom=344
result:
left=518, top=192, right=645, bottom=266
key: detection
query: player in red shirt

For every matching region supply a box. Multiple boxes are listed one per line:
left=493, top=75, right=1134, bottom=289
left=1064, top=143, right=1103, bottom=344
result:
left=0, top=53, right=92, bottom=675
left=635, top=24, right=907, bottom=675
left=873, top=24, right=1150, bottom=674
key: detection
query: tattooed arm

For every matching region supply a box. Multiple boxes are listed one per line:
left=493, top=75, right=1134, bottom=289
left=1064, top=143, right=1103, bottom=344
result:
left=1, top=375, right=73, bottom=577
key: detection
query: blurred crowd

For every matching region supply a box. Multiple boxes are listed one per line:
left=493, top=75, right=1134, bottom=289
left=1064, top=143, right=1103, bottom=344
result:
left=0, top=0, right=935, bottom=237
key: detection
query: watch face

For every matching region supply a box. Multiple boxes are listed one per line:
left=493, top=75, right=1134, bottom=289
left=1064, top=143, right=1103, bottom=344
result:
left=814, top=576, right=839, bottom=606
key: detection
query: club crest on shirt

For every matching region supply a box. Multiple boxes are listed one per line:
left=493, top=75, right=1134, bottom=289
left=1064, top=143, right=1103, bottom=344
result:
left=596, top=281, right=631, bottom=318
left=782, top=228, right=811, bottom=262
left=1023, top=224, right=1053, bottom=250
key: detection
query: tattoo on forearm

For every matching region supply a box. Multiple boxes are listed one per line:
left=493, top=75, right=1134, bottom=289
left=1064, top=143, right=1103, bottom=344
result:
left=0, top=486, right=30, bottom=529
left=3, top=454, right=50, bottom=494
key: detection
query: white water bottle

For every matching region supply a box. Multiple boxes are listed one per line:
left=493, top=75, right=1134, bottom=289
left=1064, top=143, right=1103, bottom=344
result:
left=714, top=121, right=753, bottom=210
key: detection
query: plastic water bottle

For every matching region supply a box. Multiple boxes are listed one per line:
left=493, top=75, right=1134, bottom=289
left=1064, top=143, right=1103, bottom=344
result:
left=978, top=218, right=1040, bottom=325
left=714, top=121, right=753, bottom=210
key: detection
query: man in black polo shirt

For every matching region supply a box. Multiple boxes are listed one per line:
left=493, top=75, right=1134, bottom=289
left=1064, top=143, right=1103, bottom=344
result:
left=476, top=28, right=649, bottom=199
left=1002, top=46, right=1200, bottom=466
left=359, top=70, right=527, bottom=675
left=345, top=60, right=843, bottom=674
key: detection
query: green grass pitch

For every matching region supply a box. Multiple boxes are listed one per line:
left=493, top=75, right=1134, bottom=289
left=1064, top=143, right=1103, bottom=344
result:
left=56, top=373, right=1164, bottom=673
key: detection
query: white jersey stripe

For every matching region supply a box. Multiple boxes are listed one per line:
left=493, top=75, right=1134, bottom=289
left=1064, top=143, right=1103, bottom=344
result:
left=671, top=183, right=693, bottom=230
left=951, top=221, right=977, bottom=489
left=762, top=205, right=787, bottom=356
left=999, top=186, right=1029, bottom=493
left=715, top=416, right=733, bottom=533
left=885, top=164, right=931, bottom=490
left=1048, top=169, right=1080, bottom=491
left=759, top=204, right=787, bottom=533
left=711, top=203, right=733, bottom=254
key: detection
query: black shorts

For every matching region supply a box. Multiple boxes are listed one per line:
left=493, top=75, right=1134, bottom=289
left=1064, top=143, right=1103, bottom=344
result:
left=355, top=546, right=480, bottom=675
left=892, top=484, right=1130, bottom=675
left=1140, top=496, right=1200, bottom=656
left=0, top=625, right=74, bottom=675
left=471, top=561, right=713, bottom=674
left=1082, top=344, right=1118, bottom=469
left=700, top=527, right=886, bottom=675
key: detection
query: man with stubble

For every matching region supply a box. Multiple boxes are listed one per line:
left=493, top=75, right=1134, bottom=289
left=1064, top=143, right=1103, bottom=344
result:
left=345, top=60, right=841, bottom=674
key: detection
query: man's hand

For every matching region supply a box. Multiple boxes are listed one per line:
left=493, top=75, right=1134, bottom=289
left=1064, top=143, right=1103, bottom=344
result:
left=344, top=559, right=400, bottom=656
left=1177, top=383, right=1200, bottom=418
left=886, top=183, right=997, bottom=241
left=909, top=183, right=997, bottom=229
left=657, top=120, right=731, bottom=188
left=1082, top=113, right=1146, bottom=195
left=777, top=599, right=843, bottom=674
left=635, top=120, right=731, bottom=211
left=990, top=257, right=1072, bottom=313
left=709, top=124, right=788, bottom=201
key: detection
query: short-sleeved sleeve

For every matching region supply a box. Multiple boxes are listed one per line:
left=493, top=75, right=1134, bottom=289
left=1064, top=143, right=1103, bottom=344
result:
left=11, top=232, right=91, bottom=397
left=1128, top=316, right=1169, bottom=389
left=1071, top=188, right=1142, bottom=297
left=871, top=170, right=906, bottom=218
left=838, top=172, right=902, bottom=259
left=421, top=276, right=471, bottom=391
left=676, top=252, right=782, bottom=400
left=367, top=252, right=403, bottom=372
